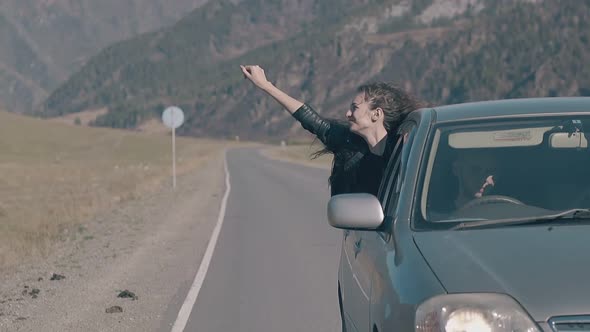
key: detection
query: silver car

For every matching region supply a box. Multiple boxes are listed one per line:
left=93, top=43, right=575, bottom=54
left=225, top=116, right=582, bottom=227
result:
left=328, top=97, right=590, bottom=332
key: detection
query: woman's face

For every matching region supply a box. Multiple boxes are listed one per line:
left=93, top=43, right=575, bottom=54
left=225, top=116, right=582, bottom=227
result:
left=346, top=93, right=379, bottom=135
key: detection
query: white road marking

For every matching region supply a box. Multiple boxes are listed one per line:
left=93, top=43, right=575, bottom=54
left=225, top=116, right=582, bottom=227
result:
left=170, top=150, right=231, bottom=332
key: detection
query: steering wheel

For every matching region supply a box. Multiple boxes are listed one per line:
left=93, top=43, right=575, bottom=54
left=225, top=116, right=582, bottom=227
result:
left=459, top=195, right=524, bottom=211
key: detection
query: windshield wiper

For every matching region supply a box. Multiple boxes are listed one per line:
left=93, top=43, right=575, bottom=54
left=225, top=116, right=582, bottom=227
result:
left=452, top=208, right=590, bottom=230
left=435, top=217, right=489, bottom=223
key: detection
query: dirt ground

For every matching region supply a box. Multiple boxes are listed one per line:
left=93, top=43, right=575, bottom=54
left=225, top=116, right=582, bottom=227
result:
left=0, top=149, right=227, bottom=332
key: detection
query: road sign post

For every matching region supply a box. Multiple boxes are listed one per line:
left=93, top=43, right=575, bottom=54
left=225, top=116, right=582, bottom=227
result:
left=162, top=106, right=185, bottom=190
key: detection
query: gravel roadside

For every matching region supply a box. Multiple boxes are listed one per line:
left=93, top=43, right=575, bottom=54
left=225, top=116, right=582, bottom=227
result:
left=0, top=149, right=228, bottom=332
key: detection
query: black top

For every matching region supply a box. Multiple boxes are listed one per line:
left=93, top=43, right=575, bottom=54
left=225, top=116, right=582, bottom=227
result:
left=292, top=103, right=395, bottom=196
left=356, top=150, right=386, bottom=196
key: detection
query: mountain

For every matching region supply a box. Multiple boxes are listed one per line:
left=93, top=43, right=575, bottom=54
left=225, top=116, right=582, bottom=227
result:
left=373, top=0, right=590, bottom=103
left=39, top=0, right=590, bottom=141
left=39, top=0, right=376, bottom=116
left=0, top=0, right=210, bottom=113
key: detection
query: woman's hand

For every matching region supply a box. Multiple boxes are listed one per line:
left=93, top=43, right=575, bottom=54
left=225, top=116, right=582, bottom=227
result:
left=240, top=65, right=303, bottom=114
left=241, top=65, right=273, bottom=90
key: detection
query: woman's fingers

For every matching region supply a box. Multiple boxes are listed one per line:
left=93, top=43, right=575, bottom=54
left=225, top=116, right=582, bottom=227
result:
left=242, top=65, right=257, bottom=71
left=241, top=65, right=259, bottom=77
left=242, top=65, right=263, bottom=78
left=243, top=65, right=263, bottom=73
left=240, top=65, right=270, bottom=89
left=240, top=65, right=251, bottom=79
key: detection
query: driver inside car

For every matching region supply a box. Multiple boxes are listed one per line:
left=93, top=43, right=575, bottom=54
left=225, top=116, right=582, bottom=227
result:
left=451, top=150, right=500, bottom=210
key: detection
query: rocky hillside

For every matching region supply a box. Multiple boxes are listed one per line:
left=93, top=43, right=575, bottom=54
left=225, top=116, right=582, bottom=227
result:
left=0, top=0, right=209, bottom=113
left=39, top=0, right=590, bottom=141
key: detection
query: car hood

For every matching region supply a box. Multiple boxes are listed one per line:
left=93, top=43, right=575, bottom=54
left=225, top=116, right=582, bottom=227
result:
left=413, top=224, right=590, bottom=322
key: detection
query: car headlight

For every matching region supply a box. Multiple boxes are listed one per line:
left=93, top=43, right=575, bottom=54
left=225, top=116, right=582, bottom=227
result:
left=415, top=293, right=540, bottom=332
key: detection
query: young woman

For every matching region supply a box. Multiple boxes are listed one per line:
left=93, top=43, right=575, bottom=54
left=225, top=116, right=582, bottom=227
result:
left=241, top=65, right=424, bottom=196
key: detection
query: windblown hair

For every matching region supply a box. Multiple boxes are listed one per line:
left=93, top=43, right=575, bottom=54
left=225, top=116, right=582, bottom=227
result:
left=357, top=82, right=422, bottom=132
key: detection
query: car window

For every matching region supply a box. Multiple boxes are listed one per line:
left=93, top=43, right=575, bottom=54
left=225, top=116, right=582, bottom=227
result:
left=384, top=124, right=417, bottom=214
left=377, top=122, right=417, bottom=239
left=377, top=135, right=402, bottom=204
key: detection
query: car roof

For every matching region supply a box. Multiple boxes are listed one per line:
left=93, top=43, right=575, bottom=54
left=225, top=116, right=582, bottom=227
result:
left=430, top=97, right=590, bottom=123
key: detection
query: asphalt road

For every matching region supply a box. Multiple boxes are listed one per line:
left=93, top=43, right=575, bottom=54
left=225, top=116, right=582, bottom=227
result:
left=182, top=147, right=343, bottom=332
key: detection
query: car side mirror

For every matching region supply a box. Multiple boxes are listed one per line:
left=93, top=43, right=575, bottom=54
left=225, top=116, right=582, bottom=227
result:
left=327, top=193, right=385, bottom=230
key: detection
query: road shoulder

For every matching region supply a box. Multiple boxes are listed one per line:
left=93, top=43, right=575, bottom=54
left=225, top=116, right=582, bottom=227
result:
left=0, top=150, right=227, bottom=332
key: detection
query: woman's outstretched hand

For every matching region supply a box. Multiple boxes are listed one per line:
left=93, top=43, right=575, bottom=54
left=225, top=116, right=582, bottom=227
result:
left=240, top=65, right=303, bottom=114
left=241, top=65, right=272, bottom=90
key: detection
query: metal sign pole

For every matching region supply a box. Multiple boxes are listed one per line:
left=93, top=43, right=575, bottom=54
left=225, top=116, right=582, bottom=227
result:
left=162, top=106, right=184, bottom=191
left=172, top=112, right=177, bottom=189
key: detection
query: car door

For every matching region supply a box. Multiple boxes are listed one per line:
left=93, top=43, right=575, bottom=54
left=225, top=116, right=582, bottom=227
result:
left=340, top=227, right=367, bottom=332
left=340, top=133, right=406, bottom=332
left=364, top=123, right=417, bottom=331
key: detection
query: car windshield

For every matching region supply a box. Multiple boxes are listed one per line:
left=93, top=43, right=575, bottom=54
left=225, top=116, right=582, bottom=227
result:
left=420, top=116, right=590, bottom=223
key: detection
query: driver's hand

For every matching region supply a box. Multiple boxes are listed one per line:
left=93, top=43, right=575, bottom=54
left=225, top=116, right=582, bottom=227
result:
left=475, top=175, right=495, bottom=198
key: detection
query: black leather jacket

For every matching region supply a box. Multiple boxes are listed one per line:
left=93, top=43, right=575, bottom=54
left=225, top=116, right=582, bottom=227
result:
left=292, top=104, right=354, bottom=150
left=292, top=103, right=397, bottom=196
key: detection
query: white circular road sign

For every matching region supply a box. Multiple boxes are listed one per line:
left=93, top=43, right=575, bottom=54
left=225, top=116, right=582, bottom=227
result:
left=162, top=106, right=185, bottom=129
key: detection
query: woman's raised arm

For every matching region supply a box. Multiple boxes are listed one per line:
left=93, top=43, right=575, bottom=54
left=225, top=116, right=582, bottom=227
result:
left=240, top=65, right=303, bottom=114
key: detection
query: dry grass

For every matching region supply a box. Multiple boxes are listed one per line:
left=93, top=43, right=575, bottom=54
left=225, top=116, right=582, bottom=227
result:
left=0, top=111, right=232, bottom=269
left=136, top=118, right=172, bottom=135
left=263, top=143, right=333, bottom=169
left=49, top=107, right=108, bottom=126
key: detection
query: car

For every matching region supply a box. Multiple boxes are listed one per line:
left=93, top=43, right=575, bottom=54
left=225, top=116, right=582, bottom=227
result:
left=327, top=97, right=590, bottom=332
